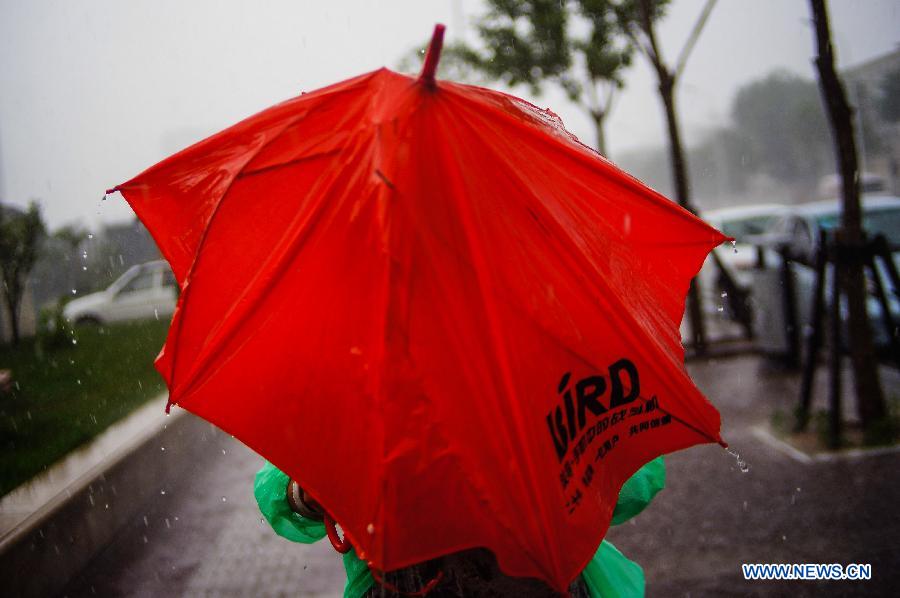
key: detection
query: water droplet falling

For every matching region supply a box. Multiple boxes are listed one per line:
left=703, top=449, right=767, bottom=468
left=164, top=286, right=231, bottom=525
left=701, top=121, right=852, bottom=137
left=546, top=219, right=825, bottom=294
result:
left=725, top=448, right=749, bottom=472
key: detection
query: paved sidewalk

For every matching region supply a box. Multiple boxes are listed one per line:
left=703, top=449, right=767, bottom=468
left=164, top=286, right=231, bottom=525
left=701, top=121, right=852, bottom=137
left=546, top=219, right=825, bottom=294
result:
left=62, top=355, right=899, bottom=597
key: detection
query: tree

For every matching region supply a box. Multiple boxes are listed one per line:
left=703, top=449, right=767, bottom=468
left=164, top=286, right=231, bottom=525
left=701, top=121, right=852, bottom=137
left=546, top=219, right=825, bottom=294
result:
left=808, top=0, right=886, bottom=431
left=450, top=0, right=635, bottom=156
left=0, top=202, right=46, bottom=345
left=612, top=0, right=717, bottom=353
left=877, top=65, right=900, bottom=123
left=731, top=71, right=832, bottom=187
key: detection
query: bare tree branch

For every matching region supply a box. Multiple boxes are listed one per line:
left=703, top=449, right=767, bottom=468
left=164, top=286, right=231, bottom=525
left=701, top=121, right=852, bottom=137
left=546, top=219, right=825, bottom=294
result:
left=637, top=0, right=665, bottom=72
left=674, top=0, right=718, bottom=80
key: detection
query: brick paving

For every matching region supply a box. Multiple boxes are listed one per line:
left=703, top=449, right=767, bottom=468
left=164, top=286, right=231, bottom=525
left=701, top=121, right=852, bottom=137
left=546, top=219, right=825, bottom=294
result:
left=62, top=355, right=899, bottom=597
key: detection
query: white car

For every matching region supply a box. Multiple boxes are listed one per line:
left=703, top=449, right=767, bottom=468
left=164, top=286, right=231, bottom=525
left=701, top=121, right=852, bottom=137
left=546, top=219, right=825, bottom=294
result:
left=753, top=195, right=900, bottom=353
left=64, top=260, right=177, bottom=325
left=698, top=204, right=788, bottom=314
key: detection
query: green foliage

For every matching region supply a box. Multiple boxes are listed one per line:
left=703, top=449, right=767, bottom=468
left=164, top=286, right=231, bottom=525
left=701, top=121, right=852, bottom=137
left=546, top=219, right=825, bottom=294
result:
left=35, top=297, right=75, bottom=352
left=0, top=202, right=47, bottom=345
left=0, top=319, right=169, bottom=496
left=878, top=66, right=900, bottom=123
left=443, top=0, right=654, bottom=153
left=731, top=70, right=832, bottom=185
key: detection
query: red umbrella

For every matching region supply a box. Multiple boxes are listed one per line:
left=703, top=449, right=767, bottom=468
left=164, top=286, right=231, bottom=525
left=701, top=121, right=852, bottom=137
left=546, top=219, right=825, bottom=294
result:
left=108, top=25, right=726, bottom=592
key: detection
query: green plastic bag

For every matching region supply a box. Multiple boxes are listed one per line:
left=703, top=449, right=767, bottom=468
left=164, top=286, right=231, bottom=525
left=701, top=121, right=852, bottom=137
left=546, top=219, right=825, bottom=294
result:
left=254, top=456, right=665, bottom=598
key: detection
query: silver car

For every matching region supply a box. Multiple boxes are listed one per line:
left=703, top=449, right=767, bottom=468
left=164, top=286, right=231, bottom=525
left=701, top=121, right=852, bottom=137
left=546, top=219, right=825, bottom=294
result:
left=63, top=260, right=177, bottom=325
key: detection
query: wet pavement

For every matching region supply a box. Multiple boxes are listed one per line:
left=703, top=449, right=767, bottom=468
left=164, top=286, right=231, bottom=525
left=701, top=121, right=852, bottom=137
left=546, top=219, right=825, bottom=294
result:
left=60, top=355, right=899, bottom=597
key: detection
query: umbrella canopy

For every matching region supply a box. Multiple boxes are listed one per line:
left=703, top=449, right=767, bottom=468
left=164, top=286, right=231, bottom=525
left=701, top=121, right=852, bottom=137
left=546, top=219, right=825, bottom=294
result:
left=109, top=25, right=726, bottom=592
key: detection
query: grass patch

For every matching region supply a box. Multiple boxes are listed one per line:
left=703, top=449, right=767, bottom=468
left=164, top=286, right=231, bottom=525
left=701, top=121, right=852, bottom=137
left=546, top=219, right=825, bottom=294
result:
left=0, top=320, right=169, bottom=496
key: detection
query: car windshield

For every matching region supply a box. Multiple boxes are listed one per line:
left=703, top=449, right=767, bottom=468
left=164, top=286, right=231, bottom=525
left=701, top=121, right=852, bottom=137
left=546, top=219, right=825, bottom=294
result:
left=816, top=207, right=900, bottom=245
left=720, top=216, right=776, bottom=240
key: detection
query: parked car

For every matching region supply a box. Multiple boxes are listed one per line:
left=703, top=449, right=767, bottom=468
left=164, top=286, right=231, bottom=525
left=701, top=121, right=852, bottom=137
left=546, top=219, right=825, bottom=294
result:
left=64, top=260, right=177, bottom=325
left=698, top=204, right=788, bottom=315
left=752, top=195, right=900, bottom=354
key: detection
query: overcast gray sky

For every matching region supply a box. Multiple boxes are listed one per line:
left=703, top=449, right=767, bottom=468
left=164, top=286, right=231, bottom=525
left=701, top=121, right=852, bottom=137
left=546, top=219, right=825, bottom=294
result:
left=1, top=0, right=898, bottom=229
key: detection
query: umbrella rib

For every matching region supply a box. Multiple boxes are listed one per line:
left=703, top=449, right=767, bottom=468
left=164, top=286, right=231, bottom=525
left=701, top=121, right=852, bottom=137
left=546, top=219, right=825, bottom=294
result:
left=429, top=111, right=567, bottom=582
left=445, top=93, right=722, bottom=445
left=163, top=111, right=309, bottom=404
left=170, top=133, right=376, bottom=404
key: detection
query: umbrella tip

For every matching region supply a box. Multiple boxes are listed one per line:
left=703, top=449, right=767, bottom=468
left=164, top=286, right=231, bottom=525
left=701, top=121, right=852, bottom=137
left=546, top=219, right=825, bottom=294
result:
left=419, top=24, right=446, bottom=88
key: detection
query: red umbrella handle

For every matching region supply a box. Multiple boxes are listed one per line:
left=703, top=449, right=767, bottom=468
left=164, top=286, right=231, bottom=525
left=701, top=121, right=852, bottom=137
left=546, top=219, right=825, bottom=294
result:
left=323, top=514, right=352, bottom=554
left=371, top=568, right=445, bottom=597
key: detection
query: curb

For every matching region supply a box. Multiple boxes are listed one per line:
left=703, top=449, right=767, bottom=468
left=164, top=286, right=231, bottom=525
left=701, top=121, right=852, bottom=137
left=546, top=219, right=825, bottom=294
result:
left=0, top=404, right=226, bottom=598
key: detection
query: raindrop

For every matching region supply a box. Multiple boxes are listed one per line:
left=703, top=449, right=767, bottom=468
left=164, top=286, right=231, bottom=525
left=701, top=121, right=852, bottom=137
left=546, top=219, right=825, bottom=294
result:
left=104, top=503, right=109, bottom=510
left=72, top=339, right=78, bottom=346
left=716, top=305, right=725, bottom=313
left=71, top=289, right=77, bottom=295
left=790, top=494, right=796, bottom=505
left=174, top=516, right=179, bottom=521
left=725, top=448, right=749, bottom=473
left=88, top=233, right=94, bottom=240
left=221, top=449, right=226, bottom=455
left=89, top=495, right=95, bottom=506
left=160, top=446, right=166, bottom=451
left=160, top=490, right=166, bottom=495
left=143, top=535, right=148, bottom=544
left=367, top=523, right=375, bottom=535
left=742, top=501, right=748, bottom=512
left=54, top=545, right=61, bottom=555
left=720, top=291, right=728, bottom=298
left=782, top=534, right=787, bottom=541
left=221, top=496, right=227, bottom=502
left=154, top=308, right=159, bottom=320
left=77, top=379, right=82, bottom=385
left=165, top=518, right=171, bottom=529
left=82, top=266, right=87, bottom=271
left=26, top=410, right=32, bottom=420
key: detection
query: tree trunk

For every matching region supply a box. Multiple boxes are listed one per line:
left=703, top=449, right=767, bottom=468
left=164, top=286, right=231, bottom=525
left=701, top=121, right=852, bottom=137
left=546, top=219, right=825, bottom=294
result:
left=810, top=0, right=886, bottom=427
left=1, top=282, right=20, bottom=346
left=592, top=112, right=608, bottom=157
left=659, top=74, right=707, bottom=354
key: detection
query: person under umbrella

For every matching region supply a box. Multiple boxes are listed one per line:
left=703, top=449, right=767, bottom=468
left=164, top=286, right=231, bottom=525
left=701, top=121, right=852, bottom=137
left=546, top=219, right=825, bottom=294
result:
left=255, top=457, right=664, bottom=597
